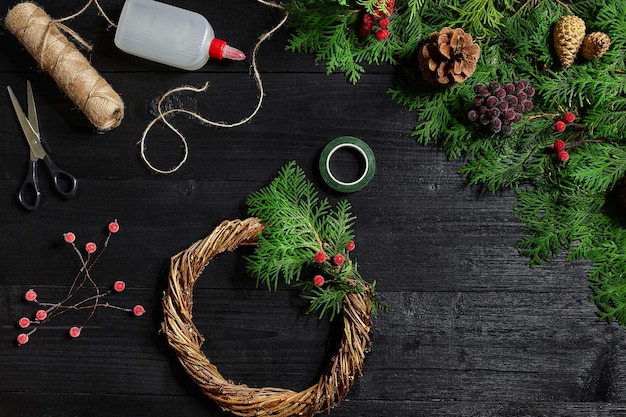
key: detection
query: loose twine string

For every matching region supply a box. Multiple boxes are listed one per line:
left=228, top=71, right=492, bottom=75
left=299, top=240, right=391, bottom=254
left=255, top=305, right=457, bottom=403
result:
left=140, top=1, right=289, bottom=174
left=82, top=0, right=288, bottom=173
left=5, top=0, right=288, bottom=170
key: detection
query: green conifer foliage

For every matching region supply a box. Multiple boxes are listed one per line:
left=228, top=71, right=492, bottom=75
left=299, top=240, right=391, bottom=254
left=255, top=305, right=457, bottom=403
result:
left=246, top=162, right=381, bottom=320
left=284, top=0, right=626, bottom=326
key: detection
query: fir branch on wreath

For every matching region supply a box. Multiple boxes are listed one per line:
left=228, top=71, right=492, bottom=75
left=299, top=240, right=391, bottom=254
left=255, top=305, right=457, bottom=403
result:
left=245, top=161, right=382, bottom=320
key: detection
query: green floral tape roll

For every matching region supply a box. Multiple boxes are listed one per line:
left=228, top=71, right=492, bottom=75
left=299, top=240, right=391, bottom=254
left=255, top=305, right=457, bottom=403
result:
left=319, top=136, right=376, bottom=193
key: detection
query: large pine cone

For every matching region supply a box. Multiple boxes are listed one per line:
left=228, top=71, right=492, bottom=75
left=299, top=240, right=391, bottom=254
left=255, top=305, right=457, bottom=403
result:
left=418, top=27, right=480, bottom=87
left=581, top=32, right=611, bottom=60
left=553, top=15, right=586, bottom=68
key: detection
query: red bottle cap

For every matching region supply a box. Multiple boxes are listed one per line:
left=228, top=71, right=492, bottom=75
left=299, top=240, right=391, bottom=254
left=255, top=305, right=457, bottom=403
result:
left=209, top=38, right=227, bottom=60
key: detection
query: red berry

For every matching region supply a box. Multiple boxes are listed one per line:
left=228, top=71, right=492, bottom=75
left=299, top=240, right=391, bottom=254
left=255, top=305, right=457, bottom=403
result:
left=346, top=240, right=356, bottom=251
left=35, top=310, right=47, bottom=321
left=64, top=232, right=76, bottom=244
left=553, top=139, right=566, bottom=152
left=314, top=251, right=326, bottom=263
left=108, top=221, right=120, bottom=233
left=333, top=254, right=345, bottom=265
left=553, top=120, right=566, bottom=132
left=113, top=280, right=126, bottom=293
left=24, top=289, right=37, bottom=302
left=133, top=305, right=146, bottom=317
left=558, top=150, right=569, bottom=162
left=85, top=242, right=97, bottom=254
left=379, top=18, right=389, bottom=29
left=363, top=13, right=373, bottom=26
left=16, top=333, right=29, bottom=345
left=313, top=275, right=325, bottom=286
left=18, top=317, right=31, bottom=328
left=376, top=29, right=389, bottom=40
left=69, top=326, right=82, bottom=338
left=562, top=112, right=575, bottom=123
left=359, top=26, right=372, bottom=37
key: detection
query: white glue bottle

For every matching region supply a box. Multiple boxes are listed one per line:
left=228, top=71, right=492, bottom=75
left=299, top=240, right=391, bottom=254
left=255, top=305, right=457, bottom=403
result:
left=114, top=0, right=246, bottom=71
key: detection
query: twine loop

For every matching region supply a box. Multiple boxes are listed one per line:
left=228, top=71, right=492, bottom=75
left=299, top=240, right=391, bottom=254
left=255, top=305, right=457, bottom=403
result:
left=139, top=0, right=289, bottom=174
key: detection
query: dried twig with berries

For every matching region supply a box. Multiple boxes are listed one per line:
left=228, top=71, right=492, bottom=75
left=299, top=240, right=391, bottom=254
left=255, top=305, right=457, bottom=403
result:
left=16, top=220, right=145, bottom=346
left=161, top=162, right=382, bottom=417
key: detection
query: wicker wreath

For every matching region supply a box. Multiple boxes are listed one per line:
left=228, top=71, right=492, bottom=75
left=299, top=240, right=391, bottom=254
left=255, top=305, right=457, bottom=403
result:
left=162, top=217, right=374, bottom=417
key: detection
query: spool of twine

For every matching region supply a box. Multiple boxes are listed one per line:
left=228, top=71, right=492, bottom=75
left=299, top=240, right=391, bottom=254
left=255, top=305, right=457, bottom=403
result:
left=4, top=2, right=124, bottom=131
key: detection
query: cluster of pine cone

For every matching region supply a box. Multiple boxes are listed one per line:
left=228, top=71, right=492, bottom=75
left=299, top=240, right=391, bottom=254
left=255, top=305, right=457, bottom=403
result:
left=554, top=15, right=611, bottom=68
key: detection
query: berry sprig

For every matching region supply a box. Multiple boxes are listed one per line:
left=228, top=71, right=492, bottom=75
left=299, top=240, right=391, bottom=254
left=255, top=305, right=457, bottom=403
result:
left=552, top=139, right=570, bottom=163
left=551, top=111, right=577, bottom=133
left=468, top=79, right=535, bottom=135
left=548, top=111, right=596, bottom=163
left=311, top=240, right=355, bottom=287
left=15, top=220, right=145, bottom=346
left=549, top=136, right=605, bottom=164
left=358, top=0, right=394, bottom=41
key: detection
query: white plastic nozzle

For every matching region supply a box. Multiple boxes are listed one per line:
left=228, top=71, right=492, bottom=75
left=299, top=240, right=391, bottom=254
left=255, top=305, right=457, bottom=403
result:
left=209, top=38, right=246, bottom=61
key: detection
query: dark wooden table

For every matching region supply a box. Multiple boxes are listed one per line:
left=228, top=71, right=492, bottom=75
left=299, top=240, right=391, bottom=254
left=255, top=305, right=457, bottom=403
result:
left=2, top=1, right=626, bottom=416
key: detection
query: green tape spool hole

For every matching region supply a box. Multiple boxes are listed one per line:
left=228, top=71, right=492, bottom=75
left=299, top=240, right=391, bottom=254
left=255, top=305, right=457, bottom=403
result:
left=319, top=136, right=376, bottom=193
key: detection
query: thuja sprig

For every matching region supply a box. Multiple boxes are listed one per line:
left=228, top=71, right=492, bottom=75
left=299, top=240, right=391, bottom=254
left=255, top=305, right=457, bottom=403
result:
left=15, top=220, right=145, bottom=346
left=245, top=161, right=382, bottom=320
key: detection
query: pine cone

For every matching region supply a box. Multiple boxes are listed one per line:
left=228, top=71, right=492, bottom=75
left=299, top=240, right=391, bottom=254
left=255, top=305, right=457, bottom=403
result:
left=553, top=15, right=586, bottom=68
left=581, top=32, right=611, bottom=60
left=418, top=27, right=480, bottom=87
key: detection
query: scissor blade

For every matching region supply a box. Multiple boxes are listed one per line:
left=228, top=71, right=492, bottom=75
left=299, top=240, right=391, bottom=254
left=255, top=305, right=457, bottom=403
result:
left=7, top=86, right=47, bottom=160
left=26, top=81, right=40, bottom=137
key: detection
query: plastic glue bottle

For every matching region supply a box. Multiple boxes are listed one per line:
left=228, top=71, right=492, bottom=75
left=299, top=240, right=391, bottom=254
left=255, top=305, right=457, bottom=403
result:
left=114, top=0, right=246, bottom=70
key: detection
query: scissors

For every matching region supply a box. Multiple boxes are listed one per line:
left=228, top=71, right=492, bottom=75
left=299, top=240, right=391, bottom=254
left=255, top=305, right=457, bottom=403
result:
left=7, top=81, right=78, bottom=211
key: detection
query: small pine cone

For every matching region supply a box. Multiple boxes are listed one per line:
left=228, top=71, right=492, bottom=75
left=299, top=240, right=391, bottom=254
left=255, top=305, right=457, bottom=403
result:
left=418, top=27, right=480, bottom=87
left=553, top=15, right=586, bottom=68
left=581, top=32, right=611, bottom=60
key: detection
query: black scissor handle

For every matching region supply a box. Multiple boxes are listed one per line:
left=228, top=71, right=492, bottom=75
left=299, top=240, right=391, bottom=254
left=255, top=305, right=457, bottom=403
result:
left=18, top=159, right=42, bottom=211
left=42, top=154, right=78, bottom=199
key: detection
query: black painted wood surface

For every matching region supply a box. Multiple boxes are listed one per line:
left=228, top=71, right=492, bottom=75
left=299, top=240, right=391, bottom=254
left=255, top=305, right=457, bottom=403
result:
left=1, top=1, right=626, bottom=416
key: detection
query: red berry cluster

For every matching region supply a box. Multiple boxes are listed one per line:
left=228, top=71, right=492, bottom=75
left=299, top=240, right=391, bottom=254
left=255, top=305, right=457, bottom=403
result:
left=312, top=240, right=356, bottom=286
left=359, top=0, right=394, bottom=40
left=15, top=220, right=145, bottom=346
left=552, top=139, right=569, bottom=163
left=551, top=111, right=576, bottom=133
left=468, top=80, right=535, bottom=135
left=550, top=112, right=578, bottom=163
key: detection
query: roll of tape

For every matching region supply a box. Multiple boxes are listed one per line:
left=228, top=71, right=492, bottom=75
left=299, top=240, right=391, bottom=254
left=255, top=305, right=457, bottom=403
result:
left=319, top=136, right=376, bottom=193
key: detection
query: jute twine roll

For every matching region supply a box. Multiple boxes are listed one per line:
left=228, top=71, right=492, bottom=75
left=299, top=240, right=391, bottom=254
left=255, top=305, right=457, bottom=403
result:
left=5, top=2, right=124, bottom=130
left=162, top=218, right=374, bottom=417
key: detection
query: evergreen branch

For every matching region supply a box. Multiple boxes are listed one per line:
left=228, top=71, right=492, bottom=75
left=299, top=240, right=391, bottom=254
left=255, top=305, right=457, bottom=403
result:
left=569, top=142, right=626, bottom=193
left=245, top=162, right=377, bottom=319
left=447, top=0, right=510, bottom=37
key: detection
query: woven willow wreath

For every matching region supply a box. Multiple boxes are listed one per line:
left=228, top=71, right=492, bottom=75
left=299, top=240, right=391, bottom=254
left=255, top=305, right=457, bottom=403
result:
left=162, top=218, right=373, bottom=417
